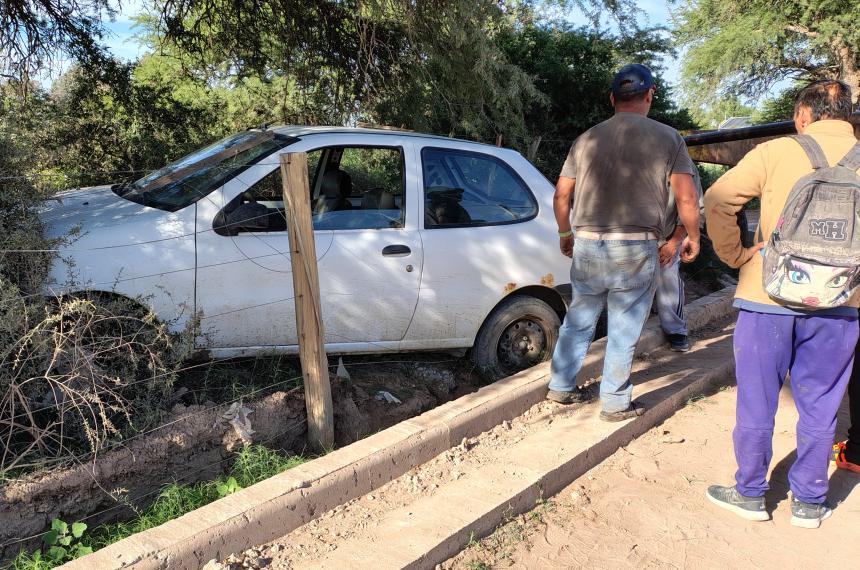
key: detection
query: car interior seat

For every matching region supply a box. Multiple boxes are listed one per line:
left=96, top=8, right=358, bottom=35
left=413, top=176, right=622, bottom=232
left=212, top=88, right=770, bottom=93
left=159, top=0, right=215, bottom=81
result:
left=425, top=187, right=471, bottom=226
left=361, top=189, right=397, bottom=210
left=361, top=188, right=383, bottom=209
left=315, top=170, right=353, bottom=214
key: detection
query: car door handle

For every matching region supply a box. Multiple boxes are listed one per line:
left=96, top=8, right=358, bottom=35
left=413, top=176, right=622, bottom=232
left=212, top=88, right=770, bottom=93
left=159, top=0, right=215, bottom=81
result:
left=382, top=245, right=411, bottom=257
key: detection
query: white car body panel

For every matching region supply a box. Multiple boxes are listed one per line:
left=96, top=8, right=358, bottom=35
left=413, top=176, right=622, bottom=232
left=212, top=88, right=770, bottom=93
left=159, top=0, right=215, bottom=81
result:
left=38, top=127, right=572, bottom=359
left=40, top=186, right=197, bottom=329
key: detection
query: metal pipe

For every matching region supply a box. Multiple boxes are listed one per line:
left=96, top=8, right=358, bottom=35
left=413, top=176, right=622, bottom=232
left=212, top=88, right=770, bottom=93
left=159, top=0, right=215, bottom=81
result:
left=683, top=112, right=860, bottom=147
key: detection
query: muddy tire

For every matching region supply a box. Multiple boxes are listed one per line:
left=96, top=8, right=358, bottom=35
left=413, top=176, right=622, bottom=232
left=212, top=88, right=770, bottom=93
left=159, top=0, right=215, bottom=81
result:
left=472, top=295, right=561, bottom=381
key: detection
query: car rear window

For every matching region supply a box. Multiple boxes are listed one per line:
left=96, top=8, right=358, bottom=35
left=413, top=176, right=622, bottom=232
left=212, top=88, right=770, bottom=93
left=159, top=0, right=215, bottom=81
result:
left=421, top=147, right=538, bottom=228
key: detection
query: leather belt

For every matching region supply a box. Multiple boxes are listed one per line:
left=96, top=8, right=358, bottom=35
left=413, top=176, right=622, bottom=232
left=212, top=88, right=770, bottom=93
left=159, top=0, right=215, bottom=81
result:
left=576, top=230, right=657, bottom=241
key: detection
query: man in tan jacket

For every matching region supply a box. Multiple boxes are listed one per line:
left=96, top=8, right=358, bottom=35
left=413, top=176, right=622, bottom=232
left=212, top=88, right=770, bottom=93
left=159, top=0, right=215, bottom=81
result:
left=704, top=80, right=859, bottom=529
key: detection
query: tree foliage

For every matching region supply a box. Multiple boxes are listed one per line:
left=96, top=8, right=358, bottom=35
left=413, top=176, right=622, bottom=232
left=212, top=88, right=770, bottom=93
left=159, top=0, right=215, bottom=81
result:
left=688, top=95, right=755, bottom=130
left=752, top=88, right=800, bottom=124
left=497, top=24, right=695, bottom=174
left=0, top=0, right=116, bottom=85
left=673, top=0, right=860, bottom=104
left=143, top=0, right=537, bottom=140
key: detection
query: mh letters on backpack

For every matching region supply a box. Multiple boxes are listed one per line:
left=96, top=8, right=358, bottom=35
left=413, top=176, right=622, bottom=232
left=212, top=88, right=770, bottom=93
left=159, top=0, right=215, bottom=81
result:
left=809, top=219, right=848, bottom=241
left=761, top=135, right=860, bottom=309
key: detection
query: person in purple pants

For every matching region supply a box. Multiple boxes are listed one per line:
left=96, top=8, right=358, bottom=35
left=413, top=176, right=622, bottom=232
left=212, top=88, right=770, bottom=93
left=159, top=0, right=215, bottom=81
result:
left=703, top=80, right=860, bottom=529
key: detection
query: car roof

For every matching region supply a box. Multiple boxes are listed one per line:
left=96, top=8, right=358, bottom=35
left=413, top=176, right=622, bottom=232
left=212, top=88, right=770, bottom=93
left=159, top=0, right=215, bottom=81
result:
left=268, top=125, right=500, bottom=150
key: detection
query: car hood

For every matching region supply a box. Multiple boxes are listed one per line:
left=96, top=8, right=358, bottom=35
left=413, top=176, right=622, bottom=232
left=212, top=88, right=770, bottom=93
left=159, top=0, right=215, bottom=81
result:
left=38, top=185, right=166, bottom=240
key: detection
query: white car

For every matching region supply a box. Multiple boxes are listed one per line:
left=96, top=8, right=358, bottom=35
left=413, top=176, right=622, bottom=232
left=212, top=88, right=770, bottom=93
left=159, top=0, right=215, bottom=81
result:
left=40, top=127, right=572, bottom=376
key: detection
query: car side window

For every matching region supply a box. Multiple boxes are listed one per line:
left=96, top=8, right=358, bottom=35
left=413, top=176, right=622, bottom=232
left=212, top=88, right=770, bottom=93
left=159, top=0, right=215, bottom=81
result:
left=213, top=150, right=321, bottom=235
left=311, top=146, right=405, bottom=230
left=421, top=147, right=538, bottom=228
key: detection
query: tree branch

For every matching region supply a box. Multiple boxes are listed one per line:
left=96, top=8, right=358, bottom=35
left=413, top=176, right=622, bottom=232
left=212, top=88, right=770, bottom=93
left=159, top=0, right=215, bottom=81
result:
left=784, top=24, right=819, bottom=38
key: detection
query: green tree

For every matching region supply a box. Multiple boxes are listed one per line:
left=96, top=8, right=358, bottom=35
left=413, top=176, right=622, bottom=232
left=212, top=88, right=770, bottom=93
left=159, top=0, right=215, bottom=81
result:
left=42, top=60, right=221, bottom=188
left=689, top=95, right=755, bottom=130
left=0, top=0, right=118, bottom=87
left=497, top=24, right=694, bottom=176
left=673, top=0, right=860, bottom=104
left=144, top=1, right=656, bottom=143
left=143, top=0, right=541, bottom=141
left=752, top=89, right=800, bottom=124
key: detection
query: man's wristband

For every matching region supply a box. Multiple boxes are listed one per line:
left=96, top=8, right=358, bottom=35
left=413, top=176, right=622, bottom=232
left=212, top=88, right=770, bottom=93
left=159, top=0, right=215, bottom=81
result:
left=558, top=230, right=573, bottom=238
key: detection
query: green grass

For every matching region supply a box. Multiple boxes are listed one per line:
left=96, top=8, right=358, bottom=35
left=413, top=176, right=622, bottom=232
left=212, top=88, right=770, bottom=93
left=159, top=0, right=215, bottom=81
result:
left=6, top=445, right=305, bottom=569
left=179, top=355, right=302, bottom=405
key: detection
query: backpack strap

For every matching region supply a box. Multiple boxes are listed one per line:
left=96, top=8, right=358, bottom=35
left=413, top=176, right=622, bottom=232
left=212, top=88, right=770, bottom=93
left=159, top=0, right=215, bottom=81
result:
left=837, top=141, right=860, bottom=171
left=793, top=134, right=830, bottom=170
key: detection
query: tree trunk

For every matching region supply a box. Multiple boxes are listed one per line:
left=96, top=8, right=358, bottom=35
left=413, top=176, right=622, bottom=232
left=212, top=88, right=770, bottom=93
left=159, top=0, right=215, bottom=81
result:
left=831, top=34, right=859, bottom=104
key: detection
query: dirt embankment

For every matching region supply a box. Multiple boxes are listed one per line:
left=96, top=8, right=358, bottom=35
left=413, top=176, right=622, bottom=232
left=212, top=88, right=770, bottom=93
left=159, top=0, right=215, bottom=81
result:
left=0, top=359, right=480, bottom=562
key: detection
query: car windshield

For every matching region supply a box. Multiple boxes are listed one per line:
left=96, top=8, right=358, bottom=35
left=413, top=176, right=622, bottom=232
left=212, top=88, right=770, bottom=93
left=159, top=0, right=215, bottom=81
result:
left=116, top=131, right=293, bottom=212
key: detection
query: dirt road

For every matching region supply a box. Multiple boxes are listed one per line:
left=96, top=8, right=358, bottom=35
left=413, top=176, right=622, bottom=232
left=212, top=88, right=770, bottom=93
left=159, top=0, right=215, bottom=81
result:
left=447, top=384, right=858, bottom=570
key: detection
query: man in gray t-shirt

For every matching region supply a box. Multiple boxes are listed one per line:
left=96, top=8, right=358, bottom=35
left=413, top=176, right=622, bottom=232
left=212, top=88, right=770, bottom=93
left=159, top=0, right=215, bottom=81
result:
left=559, top=112, right=696, bottom=236
left=547, top=64, right=701, bottom=421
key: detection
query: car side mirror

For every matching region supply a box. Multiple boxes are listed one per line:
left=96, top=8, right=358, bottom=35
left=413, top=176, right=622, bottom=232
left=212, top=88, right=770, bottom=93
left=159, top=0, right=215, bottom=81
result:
left=218, top=202, right=271, bottom=235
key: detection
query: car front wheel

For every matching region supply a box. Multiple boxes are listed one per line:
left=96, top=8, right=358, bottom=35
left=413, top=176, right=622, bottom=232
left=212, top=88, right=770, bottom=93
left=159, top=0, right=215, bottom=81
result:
left=472, top=295, right=561, bottom=381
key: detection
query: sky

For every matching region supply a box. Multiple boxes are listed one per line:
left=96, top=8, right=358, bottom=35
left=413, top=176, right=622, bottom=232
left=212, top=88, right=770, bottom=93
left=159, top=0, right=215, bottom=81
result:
left=102, top=0, right=147, bottom=62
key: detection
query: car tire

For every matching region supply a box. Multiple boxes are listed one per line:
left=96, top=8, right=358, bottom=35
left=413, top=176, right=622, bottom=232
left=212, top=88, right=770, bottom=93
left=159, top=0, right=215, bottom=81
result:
left=472, top=295, right=561, bottom=381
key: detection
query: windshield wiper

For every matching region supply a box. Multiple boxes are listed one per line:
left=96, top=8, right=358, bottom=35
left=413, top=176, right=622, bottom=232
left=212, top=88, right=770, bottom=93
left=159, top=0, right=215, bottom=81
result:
left=111, top=181, right=132, bottom=196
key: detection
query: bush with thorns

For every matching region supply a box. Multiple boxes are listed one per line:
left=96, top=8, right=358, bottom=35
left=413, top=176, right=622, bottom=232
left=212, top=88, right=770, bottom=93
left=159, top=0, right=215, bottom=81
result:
left=0, top=294, right=189, bottom=475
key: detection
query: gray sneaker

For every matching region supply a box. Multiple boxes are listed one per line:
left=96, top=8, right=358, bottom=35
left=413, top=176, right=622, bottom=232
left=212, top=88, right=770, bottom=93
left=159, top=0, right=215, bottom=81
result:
left=705, top=485, right=769, bottom=521
left=546, top=388, right=591, bottom=405
left=790, top=496, right=832, bottom=529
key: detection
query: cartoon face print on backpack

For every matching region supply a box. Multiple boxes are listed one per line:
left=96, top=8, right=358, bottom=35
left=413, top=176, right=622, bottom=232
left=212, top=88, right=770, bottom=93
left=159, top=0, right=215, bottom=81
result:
left=766, top=257, right=859, bottom=308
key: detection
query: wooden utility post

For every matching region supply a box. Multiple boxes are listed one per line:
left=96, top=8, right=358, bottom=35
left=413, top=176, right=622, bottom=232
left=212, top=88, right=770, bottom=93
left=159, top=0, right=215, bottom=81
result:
left=280, top=153, right=334, bottom=451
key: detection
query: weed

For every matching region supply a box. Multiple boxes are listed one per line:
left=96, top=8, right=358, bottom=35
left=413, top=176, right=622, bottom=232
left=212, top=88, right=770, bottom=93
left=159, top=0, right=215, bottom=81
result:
left=41, top=519, right=92, bottom=564
left=0, top=293, right=194, bottom=477
left=7, top=445, right=305, bottom=569
left=686, top=394, right=708, bottom=408
left=466, top=562, right=490, bottom=570
left=90, top=445, right=305, bottom=548
left=230, top=444, right=305, bottom=487
left=216, top=476, right=242, bottom=498
left=5, top=519, right=91, bottom=569
left=182, top=355, right=301, bottom=406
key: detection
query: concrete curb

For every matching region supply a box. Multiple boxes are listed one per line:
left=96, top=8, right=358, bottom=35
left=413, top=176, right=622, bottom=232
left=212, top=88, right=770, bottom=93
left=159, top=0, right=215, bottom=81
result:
left=412, top=356, right=737, bottom=570
left=63, top=288, right=736, bottom=570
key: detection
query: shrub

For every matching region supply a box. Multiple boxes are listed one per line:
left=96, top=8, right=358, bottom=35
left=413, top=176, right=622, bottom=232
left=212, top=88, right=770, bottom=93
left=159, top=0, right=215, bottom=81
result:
left=0, top=87, right=191, bottom=477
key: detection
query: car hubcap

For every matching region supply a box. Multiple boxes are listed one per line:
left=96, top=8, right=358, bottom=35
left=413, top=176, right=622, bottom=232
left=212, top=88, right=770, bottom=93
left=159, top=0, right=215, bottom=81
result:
left=497, top=318, right=547, bottom=372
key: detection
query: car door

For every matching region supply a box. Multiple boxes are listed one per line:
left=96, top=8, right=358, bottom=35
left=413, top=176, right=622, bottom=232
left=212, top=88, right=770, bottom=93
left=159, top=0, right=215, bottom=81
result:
left=194, top=133, right=423, bottom=354
left=406, top=143, right=565, bottom=346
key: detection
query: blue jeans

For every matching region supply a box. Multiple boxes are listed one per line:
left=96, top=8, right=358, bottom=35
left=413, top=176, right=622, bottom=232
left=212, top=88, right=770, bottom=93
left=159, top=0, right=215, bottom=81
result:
left=549, top=238, right=658, bottom=412
left=656, top=251, right=687, bottom=336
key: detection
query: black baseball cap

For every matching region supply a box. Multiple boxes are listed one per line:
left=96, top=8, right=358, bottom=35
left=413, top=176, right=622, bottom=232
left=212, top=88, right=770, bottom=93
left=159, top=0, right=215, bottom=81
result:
left=611, top=64, right=654, bottom=96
